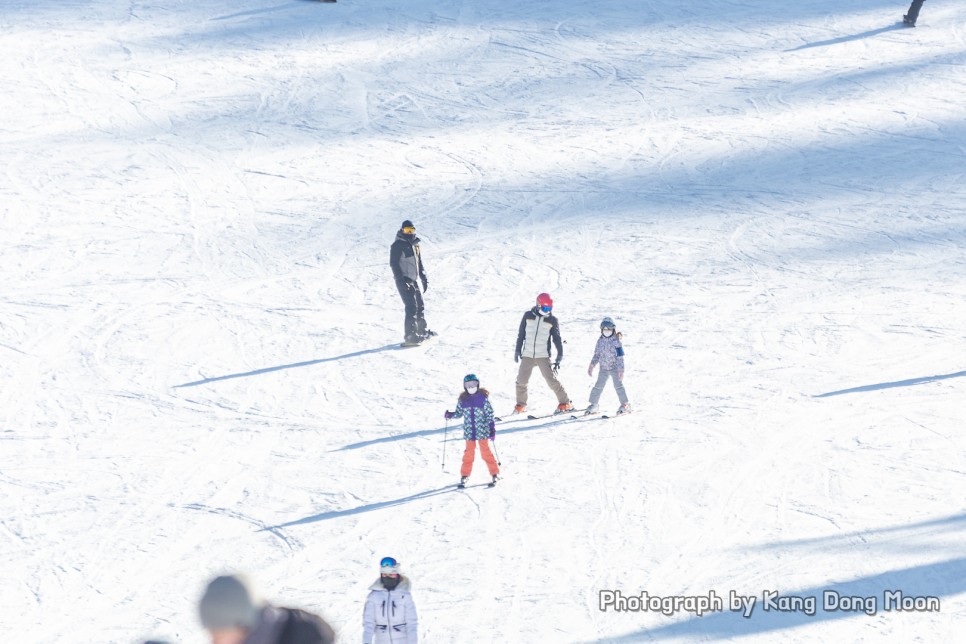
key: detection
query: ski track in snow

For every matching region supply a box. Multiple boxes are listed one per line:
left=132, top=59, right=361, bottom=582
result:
left=3, top=0, right=966, bottom=642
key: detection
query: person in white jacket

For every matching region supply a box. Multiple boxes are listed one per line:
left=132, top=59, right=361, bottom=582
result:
left=363, top=556, right=418, bottom=644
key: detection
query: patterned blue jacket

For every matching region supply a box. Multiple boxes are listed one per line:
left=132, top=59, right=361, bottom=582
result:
left=451, top=391, right=496, bottom=441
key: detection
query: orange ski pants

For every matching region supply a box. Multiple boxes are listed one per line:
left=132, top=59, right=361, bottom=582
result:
left=461, top=440, right=500, bottom=478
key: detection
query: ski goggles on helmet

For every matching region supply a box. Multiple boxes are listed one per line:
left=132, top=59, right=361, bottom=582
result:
left=380, top=556, right=400, bottom=574
left=539, top=305, right=552, bottom=313
left=402, top=226, right=416, bottom=234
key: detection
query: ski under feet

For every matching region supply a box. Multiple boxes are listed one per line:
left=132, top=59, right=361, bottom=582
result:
left=458, top=475, right=499, bottom=489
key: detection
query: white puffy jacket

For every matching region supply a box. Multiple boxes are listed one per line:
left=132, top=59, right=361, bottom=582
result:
left=363, top=576, right=418, bottom=644
left=515, top=307, right=564, bottom=360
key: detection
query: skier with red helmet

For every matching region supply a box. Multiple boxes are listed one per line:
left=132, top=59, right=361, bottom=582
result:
left=512, top=293, right=573, bottom=414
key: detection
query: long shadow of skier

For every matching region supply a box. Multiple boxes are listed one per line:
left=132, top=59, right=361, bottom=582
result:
left=750, top=512, right=966, bottom=550
left=332, top=415, right=583, bottom=451
left=172, top=344, right=402, bottom=388
left=814, top=369, right=966, bottom=398
left=785, top=23, right=907, bottom=52
left=262, top=486, right=457, bottom=530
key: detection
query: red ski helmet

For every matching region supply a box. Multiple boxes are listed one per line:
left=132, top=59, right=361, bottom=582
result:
left=536, top=293, right=553, bottom=309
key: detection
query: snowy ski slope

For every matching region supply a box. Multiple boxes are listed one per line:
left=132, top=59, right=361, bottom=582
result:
left=2, top=0, right=966, bottom=642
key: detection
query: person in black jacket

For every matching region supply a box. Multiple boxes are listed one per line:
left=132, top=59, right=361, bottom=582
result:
left=199, top=574, right=336, bottom=644
left=903, top=0, right=925, bottom=26
left=513, top=292, right=573, bottom=414
left=389, top=220, right=432, bottom=344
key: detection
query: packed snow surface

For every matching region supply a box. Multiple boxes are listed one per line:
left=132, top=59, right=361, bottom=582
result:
left=2, top=0, right=965, bottom=642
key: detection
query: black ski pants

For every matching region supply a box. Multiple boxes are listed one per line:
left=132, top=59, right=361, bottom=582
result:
left=906, top=0, right=925, bottom=22
left=395, top=278, right=426, bottom=341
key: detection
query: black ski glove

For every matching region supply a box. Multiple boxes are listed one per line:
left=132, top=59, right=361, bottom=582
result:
left=552, top=359, right=561, bottom=374
left=421, top=275, right=428, bottom=292
left=514, top=351, right=520, bottom=363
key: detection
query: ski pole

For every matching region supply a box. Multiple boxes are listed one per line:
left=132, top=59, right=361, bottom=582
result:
left=442, top=417, right=449, bottom=470
left=491, top=438, right=501, bottom=467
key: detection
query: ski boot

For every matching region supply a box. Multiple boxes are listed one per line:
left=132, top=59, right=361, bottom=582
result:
left=616, top=403, right=632, bottom=415
left=488, top=474, right=500, bottom=488
left=513, top=404, right=526, bottom=414
left=902, top=14, right=916, bottom=26
left=555, top=402, right=575, bottom=414
left=584, top=403, right=599, bottom=416
left=458, top=476, right=469, bottom=489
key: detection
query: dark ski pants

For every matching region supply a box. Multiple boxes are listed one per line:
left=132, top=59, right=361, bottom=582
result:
left=395, top=278, right=426, bottom=342
left=516, top=357, right=570, bottom=406
left=906, top=0, right=925, bottom=22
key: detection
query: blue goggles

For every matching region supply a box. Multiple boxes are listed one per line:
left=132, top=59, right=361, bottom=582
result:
left=540, top=305, right=552, bottom=313
left=380, top=556, right=397, bottom=567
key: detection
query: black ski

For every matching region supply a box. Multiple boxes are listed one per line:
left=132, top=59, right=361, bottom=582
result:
left=456, top=482, right=494, bottom=490
left=495, top=413, right=538, bottom=425
left=527, top=409, right=573, bottom=420
left=399, top=331, right=437, bottom=348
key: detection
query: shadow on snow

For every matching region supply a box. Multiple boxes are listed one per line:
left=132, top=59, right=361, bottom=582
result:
left=814, top=370, right=966, bottom=398
left=785, top=22, right=908, bottom=52
left=332, top=415, right=582, bottom=451
left=172, top=344, right=402, bottom=388
left=603, top=556, right=966, bottom=642
left=263, top=486, right=457, bottom=529
left=600, top=512, right=966, bottom=641
left=750, top=511, right=966, bottom=551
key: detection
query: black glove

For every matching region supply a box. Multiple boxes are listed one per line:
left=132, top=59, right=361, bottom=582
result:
left=420, top=276, right=428, bottom=292
left=514, top=352, right=520, bottom=363
left=552, top=359, right=561, bottom=374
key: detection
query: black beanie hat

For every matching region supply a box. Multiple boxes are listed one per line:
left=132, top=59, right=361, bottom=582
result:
left=401, top=220, right=414, bottom=229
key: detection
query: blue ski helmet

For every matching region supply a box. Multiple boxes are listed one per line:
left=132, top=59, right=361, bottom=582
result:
left=600, top=317, right=615, bottom=330
left=463, top=374, right=480, bottom=388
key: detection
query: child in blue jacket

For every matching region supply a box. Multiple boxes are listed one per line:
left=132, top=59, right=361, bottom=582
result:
left=445, top=374, right=500, bottom=487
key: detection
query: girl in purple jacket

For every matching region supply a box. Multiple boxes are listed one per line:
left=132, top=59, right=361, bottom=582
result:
left=585, top=317, right=631, bottom=415
left=444, top=374, right=500, bottom=487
